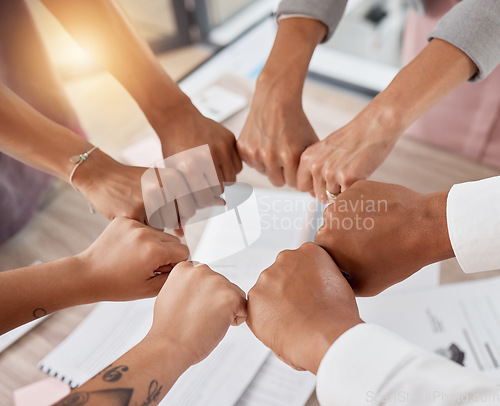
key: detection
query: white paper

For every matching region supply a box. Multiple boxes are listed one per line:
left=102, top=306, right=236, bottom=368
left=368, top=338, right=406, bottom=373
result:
left=39, top=299, right=155, bottom=387
left=191, top=188, right=318, bottom=293
left=236, top=354, right=316, bottom=406
left=357, top=277, right=500, bottom=383
left=159, top=326, right=269, bottom=406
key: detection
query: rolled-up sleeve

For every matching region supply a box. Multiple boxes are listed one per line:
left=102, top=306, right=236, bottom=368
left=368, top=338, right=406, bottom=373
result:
left=429, top=0, right=500, bottom=81
left=276, top=0, right=347, bottom=42
left=447, top=176, right=500, bottom=274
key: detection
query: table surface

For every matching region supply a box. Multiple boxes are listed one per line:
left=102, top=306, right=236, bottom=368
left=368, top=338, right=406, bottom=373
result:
left=1, top=72, right=499, bottom=405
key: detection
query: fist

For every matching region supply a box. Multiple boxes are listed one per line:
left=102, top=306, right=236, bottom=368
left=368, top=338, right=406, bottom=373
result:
left=247, top=243, right=362, bottom=374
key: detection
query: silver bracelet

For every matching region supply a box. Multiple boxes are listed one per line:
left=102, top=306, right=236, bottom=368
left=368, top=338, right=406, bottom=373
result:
left=69, top=146, right=98, bottom=191
left=69, top=146, right=98, bottom=214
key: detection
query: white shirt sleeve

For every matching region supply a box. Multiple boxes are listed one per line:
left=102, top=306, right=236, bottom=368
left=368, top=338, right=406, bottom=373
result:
left=316, top=324, right=500, bottom=406
left=447, top=176, right=500, bottom=274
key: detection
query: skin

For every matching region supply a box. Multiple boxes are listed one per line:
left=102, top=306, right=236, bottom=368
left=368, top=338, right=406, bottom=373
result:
left=42, top=0, right=241, bottom=186
left=240, top=16, right=477, bottom=203
left=54, top=262, right=247, bottom=406
left=247, top=242, right=363, bottom=374
left=297, top=38, right=478, bottom=202
left=314, top=180, right=455, bottom=297
left=0, top=87, right=221, bottom=228
left=0, top=0, right=240, bottom=229
left=237, top=18, right=326, bottom=188
left=0, top=0, right=85, bottom=136
left=0, top=218, right=189, bottom=334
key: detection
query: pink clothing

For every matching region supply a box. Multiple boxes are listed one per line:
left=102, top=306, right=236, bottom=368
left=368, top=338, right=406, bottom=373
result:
left=403, top=1, right=500, bottom=169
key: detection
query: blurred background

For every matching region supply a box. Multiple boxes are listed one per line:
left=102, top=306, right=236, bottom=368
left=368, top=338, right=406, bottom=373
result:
left=28, top=0, right=409, bottom=88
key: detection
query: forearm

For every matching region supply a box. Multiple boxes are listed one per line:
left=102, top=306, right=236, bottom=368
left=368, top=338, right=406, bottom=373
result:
left=0, top=85, right=126, bottom=188
left=0, top=84, right=95, bottom=181
left=361, top=38, right=477, bottom=134
left=0, top=256, right=91, bottom=334
left=256, top=18, right=326, bottom=103
left=54, top=336, right=191, bottom=406
left=41, top=0, right=190, bottom=125
left=0, top=0, right=82, bottom=129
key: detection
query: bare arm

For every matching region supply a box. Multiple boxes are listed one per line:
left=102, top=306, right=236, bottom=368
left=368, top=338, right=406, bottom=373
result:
left=297, top=38, right=478, bottom=201
left=0, top=218, right=188, bottom=334
left=42, top=0, right=241, bottom=183
left=237, top=17, right=326, bottom=187
left=54, top=262, right=247, bottom=406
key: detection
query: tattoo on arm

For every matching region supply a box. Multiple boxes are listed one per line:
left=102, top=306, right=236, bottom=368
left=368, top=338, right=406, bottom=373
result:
left=33, top=308, right=47, bottom=319
left=140, top=380, right=163, bottom=406
left=54, top=388, right=133, bottom=406
left=103, top=365, right=129, bottom=382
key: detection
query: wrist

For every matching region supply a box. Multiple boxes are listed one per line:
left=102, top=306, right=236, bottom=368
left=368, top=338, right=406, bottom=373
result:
left=142, top=333, right=194, bottom=372
left=141, top=80, right=194, bottom=132
left=55, top=256, right=95, bottom=306
left=70, top=148, right=121, bottom=193
left=420, top=191, right=455, bottom=263
left=309, top=318, right=364, bottom=374
left=255, top=18, right=326, bottom=102
left=356, top=96, right=407, bottom=140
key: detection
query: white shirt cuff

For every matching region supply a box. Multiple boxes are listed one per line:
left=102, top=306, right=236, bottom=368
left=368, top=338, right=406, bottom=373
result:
left=447, top=176, right=500, bottom=274
left=316, top=324, right=420, bottom=406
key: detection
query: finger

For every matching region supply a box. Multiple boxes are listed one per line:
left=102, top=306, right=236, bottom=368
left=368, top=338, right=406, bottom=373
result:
left=162, top=242, right=190, bottom=265
left=266, top=164, right=285, bottom=187
left=313, top=172, right=328, bottom=204
left=239, top=142, right=265, bottom=173
left=176, top=194, right=197, bottom=222
left=158, top=231, right=181, bottom=244
left=231, top=144, right=243, bottom=174
left=149, top=272, right=169, bottom=291
left=230, top=294, right=248, bottom=326
left=153, top=264, right=173, bottom=275
left=220, top=159, right=237, bottom=184
left=326, top=179, right=341, bottom=201
left=282, top=156, right=299, bottom=188
left=296, top=160, right=314, bottom=193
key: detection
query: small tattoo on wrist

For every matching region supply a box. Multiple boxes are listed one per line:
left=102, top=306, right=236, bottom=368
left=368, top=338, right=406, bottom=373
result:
left=103, top=365, right=129, bottom=382
left=33, top=308, right=47, bottom=319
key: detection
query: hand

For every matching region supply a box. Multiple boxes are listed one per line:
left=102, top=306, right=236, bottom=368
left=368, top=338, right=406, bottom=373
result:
left=247, top=243, right=363, bottom=374
left=74, top=149, right=220, bottom=232
left=297, top=111, right=401, bottom=204
left=72, top=149, right=150, bottom=221
left=146, top=262, right=247, bottom=367
left=155, top=102, right=242, bottom=186
left=314, top=180, right=454, bottom=296
left=77, top=217, right=189, bottom=301
left=237, top=83, right=319, bottom=187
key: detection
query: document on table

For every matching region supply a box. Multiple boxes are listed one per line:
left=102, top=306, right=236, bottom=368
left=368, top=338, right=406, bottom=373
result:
left=357, top=276, right=500, bottom=384
left=237, top=354, right=316, bottom=406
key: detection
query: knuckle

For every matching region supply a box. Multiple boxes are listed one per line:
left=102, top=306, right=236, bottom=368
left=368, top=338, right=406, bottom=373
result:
left=276, top=249, right=293, bottom=263
left=310, top=163, right=322, bottom=177
left=260, top=148, right=276, bottom=164
left=338, top=170, right=358, bottom=189
left=279, top=150, right=298, bottom=167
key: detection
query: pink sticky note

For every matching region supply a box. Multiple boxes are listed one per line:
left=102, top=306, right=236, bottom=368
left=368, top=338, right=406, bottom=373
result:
left=14, top=377, right=71, bottom=406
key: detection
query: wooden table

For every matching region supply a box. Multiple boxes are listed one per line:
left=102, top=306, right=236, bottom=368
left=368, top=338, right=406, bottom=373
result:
left=0, top=72, right=498, bottom=405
